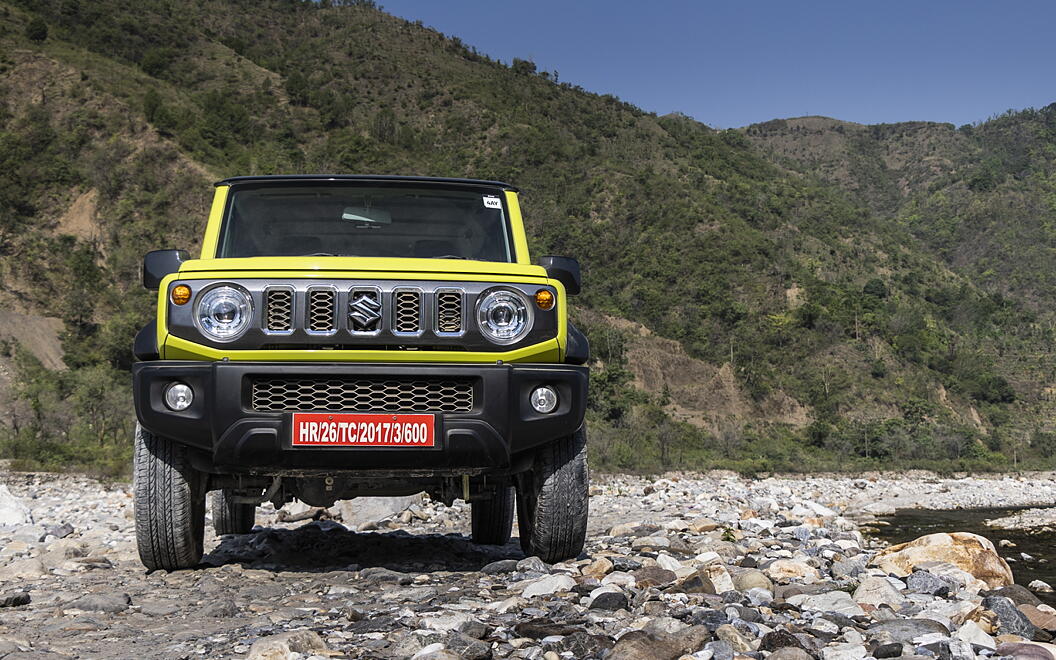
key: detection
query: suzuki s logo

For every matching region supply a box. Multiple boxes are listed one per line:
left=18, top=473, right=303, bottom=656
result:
left=349, top=292, right=382, bottom=331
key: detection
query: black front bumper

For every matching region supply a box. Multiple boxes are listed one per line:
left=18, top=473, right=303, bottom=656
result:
left=132, top=361, right=588, bottom=476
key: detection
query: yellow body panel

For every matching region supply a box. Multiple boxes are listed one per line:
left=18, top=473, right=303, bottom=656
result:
left=156, top=184, right=565, bottom=363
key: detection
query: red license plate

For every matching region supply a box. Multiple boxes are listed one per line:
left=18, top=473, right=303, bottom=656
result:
left=291, top=413, right=435, bottom=447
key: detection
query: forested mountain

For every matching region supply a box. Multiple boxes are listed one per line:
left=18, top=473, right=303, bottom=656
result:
left=0, top=0, right=1053, bottom=475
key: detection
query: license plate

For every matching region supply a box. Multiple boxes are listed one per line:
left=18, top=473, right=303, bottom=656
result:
left=291, top=413, right=435, bottom=447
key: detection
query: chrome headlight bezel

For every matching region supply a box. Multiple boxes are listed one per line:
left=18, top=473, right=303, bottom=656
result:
left=193, top=284, right=252, bottom=342
left=475, top=288, right=533, bottom=345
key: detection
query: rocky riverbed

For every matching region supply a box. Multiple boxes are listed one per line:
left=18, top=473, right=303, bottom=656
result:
left=3, top=471, right=1056, bottom=659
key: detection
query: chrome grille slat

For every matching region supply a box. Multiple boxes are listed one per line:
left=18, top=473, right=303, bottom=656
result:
left=307, top=289, right=336, bottom=332
left=250, top=377, right=473, bottom=413
left=436, top=291, right=462, bottom=334
left=264, top=289, right=292, bottom=332
left=394, top=291, right=421, bottom=333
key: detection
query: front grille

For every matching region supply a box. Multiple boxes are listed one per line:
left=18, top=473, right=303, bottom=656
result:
left=394, top=291, right=421, bottom=333
left=250, top=377, right=474, bottom=412
left=436, top=291, right=462, bottom=333
left=265, top=289, right=292, bottom=332
left=307, top=289, right=336, bottom=332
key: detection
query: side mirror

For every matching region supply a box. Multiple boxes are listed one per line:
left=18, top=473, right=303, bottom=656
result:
left=539, top=256, right=581, bottom=295
left=143, top=249, right=189, bottom=290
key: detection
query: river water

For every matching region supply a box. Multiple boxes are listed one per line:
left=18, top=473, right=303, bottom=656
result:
left=870, top=506, right=1056, bottom=599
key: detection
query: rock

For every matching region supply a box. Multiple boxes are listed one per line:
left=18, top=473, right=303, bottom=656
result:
left=420, top=613, right=476, bottom=632
left=831, top=558, right=865, bottom=578
left=0, top=486, right=32, bottom=527
left=699, top=563, right=735, bottom=593
left=732, top=569, right=773, bottom=592
left=715, top=624, right=754, bottom=652
left=631, top=535, right=671, bottom=550
left=906, top=570, right=953, bottom=596
left=872, top=642, right=903, bottom=658
left=589, top=590, right=628, bottom=611
left=689, top=517, right=720, bottom=533
left=608, top=626, right=711, bottom=660
left=989, top=583, right=1043, bottom=606
left=821, top=642, right=867, bottom=660
left=551, top=631, right=614, bottom=657
left=247, top=630, right=328, bottom=660
left=522, top=574, right=576, bottom=598
left=334, top=494, right=424, bottom=528
left=0, top=558, right=46, bottom=580
left=1032, top=580, right=1056, bottom=593
left=767, top=647, right=814, bottom=660
left=655, top=553, right=682, bottom=572
left=984, top=595, right=1039, bottom=638
left=995, top=642, right=1056, bottom=660
left=0, top=591, right=29, bottom=607
left=633, top=566, right=677, bottom=587
left=787, top=591, right=865, bottom=617
left=480, top=559, right=519, bottom=574
left=517, top=556, right=550, bottom=574
left=870, top=532, right=1014, bottom=588
left=853, top=576, right=907, bottom=608
left=138, top=601, right=179, bottom=616
left=1021, top=604, right=1056, bottom=631
left=65, top=592, right=130, bottom=613
left=41, top=522, right=74, bottom=540
left=954, top=620, right=997, bottom=649
left=765, top=559, right=820, bottom=582
left=760, top=630, right=811, bottom=653
left=199, top=599, right=238, bottom=617
left=582, top=557, right=613, bottom=578
left=866, top=619, right=950, bottom=644
left=446, top=633, right=490, bottom=660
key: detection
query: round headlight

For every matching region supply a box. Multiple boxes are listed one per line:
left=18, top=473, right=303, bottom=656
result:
left=164, top=382, right=194, bottom=411
left=195, top=285, right=251, bottom=341
left=476, top=289, right=531, bottom=344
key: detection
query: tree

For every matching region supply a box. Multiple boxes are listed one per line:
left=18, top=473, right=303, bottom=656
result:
left=25, top=17, right=48, bottom=43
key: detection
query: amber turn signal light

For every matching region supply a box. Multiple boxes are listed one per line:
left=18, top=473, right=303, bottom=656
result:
left=170, top=284, right=191, bottom=306
left=534, top=289, right=555, bottom=310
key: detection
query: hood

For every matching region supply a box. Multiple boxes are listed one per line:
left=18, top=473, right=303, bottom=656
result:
left=177, top=256, right=549, bottom=279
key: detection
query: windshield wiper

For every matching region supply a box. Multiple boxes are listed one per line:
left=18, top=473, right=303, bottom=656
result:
left=432, top=255, right=467, bottom=259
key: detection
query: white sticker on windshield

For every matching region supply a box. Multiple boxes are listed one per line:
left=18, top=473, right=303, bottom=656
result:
left=483, top=196, right=502, bottom=209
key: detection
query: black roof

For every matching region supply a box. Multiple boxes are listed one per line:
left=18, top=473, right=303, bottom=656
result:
left=215, top=174, right=519, bottom=192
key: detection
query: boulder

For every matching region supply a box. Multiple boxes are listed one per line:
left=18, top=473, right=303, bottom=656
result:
left=335, top=494, right=424, bottom=528
left=870, top=532, right=1013, bottom=588
left=0, top=486, right=32, bottom=527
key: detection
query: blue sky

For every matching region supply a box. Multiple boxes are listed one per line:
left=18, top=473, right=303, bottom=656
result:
left=380, top=1, right=1056, bottom=128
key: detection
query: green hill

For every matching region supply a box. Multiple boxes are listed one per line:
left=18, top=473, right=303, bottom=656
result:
left=1, top=0, right=1053, bottom=476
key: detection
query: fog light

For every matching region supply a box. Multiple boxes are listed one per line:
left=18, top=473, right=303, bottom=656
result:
left=164, top=382, right=193, bottom=411
left=530, top=386, right=558, bottom=414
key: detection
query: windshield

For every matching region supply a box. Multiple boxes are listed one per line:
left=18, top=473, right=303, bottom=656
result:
left=216, top=183, right=513, bottom=262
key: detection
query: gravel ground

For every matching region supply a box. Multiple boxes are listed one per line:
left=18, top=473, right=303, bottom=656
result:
left=2, top=471, right=1056, bottom=659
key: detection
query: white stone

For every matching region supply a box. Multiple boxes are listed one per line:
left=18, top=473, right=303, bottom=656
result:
left=522, top=574, right=576, bottom=598
left=954, top=620, right=996, bottom=650
left=820, top=642, right=867, bottom=660
left=655, top=553, right=682, bottom=572
left=0, top=486, right=32, bottom=527
left=601, top=571, right=636, bottom=587
left=787, top=591, right=865, bottom=617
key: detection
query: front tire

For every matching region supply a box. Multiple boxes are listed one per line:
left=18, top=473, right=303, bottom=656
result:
left=211, top=489, right=256, bottom=535
left=133, top=423, right=206, bottom=570
left=471, top=486, right=514, bottom=545
left=515, top=427, right=589, bottom=563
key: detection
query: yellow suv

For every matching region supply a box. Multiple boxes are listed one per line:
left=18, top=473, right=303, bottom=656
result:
left=131, top=176, right=589, bottom=570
